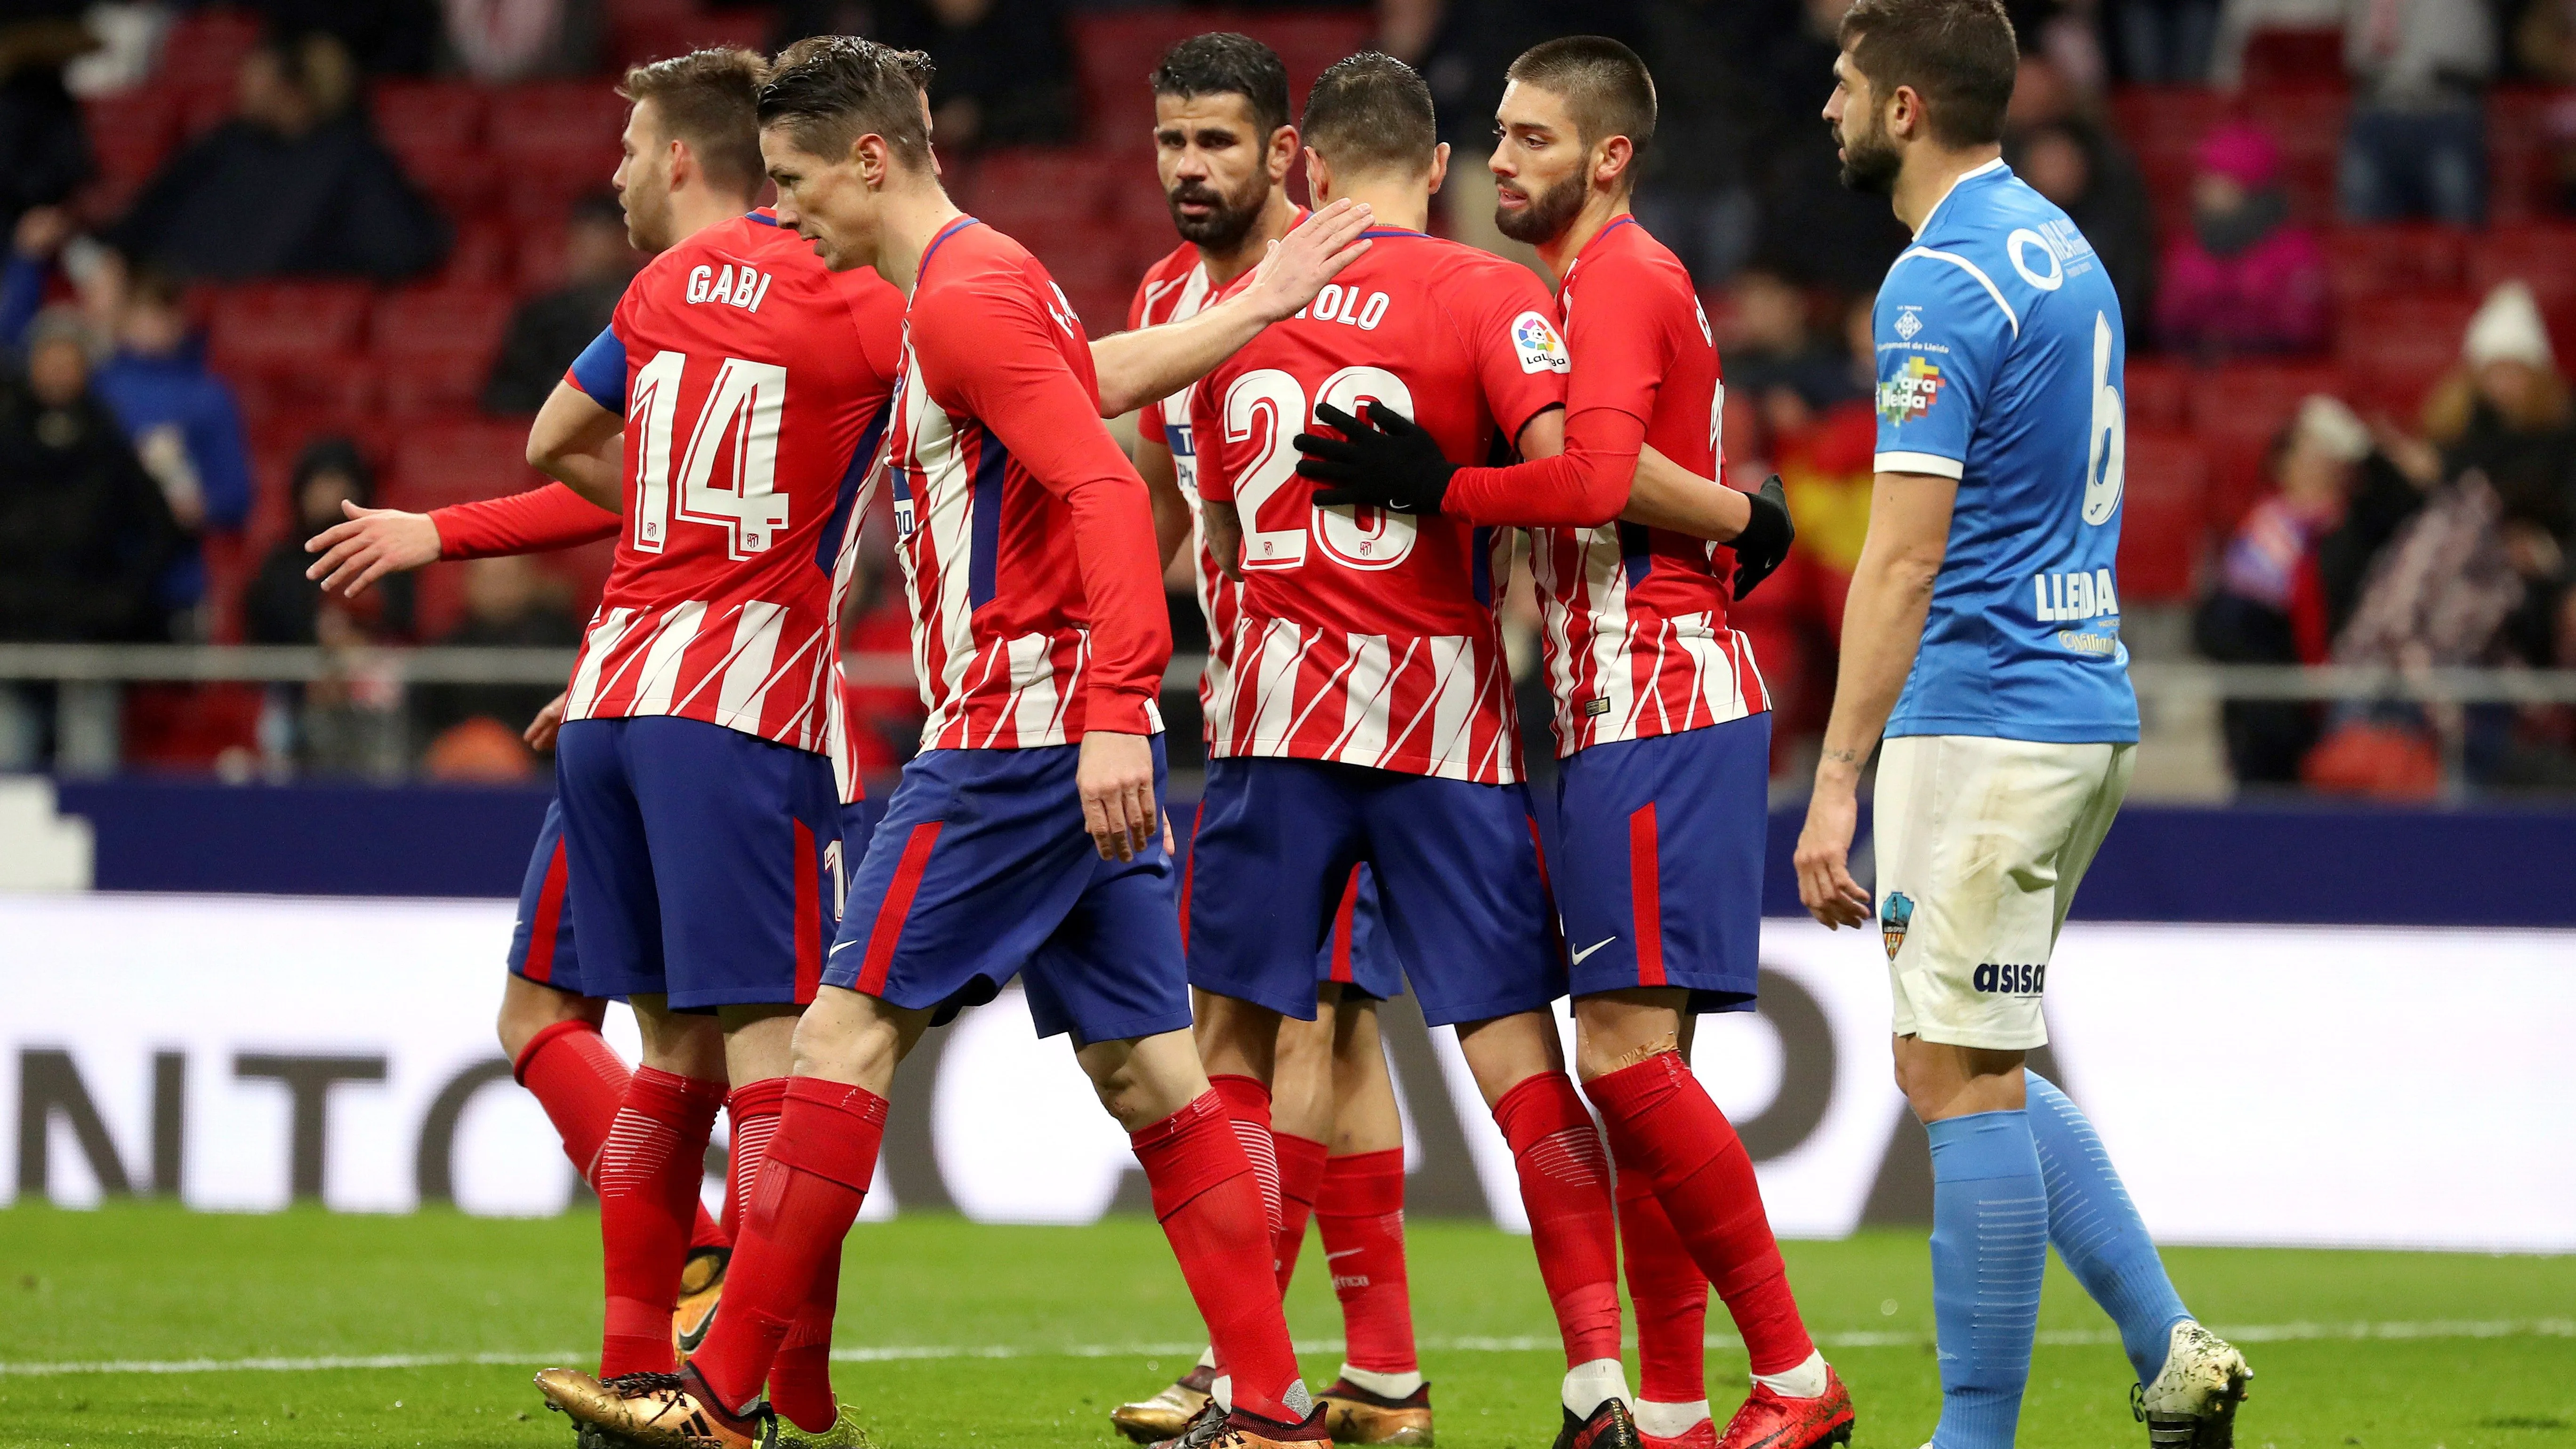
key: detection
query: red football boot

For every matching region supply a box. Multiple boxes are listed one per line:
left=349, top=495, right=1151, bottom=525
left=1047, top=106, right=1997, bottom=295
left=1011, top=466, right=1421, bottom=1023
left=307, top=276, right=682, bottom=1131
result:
left=1712, top=1368, right=1855, bottom=1449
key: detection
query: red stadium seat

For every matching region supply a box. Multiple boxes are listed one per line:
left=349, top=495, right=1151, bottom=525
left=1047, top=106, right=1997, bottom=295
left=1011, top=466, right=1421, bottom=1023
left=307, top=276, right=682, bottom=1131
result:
left=380, top=354, right=491, bottom=419
left=206, top=282, right=373, bottom=374
left=608, top=8, right=775, bottom=74
left=371, top=80, right=487, bottom=164
left=2238, top=28, right=2346, bottom=89
left=2484, top=86, right=2574, bottom=223
left=434, top=218, right=518, bottom=287
left=2322, top=223, right=2467, bottom=303
left=2122, top=357, right=2190, bottom=429
left=388, top=417, right=547, bottom=512
left=156, top=7, right=261, bottom=98
left=372, top=286, right=515, bottom=358
left=2337, top=290, right=2478, bottom=417
left=963, top=148, right=1120, bottom=226
left=80, top=90, right=180, bottom=184
left=2242, top=87, right=2349, bottom=220
left=2189, top=361, right=2347, bottom=524
left=2117, top=430, right=2209, bottom=603
left=487, top=81, right=628, bottom=206
left=2467, top=222, right=2576, bottom=310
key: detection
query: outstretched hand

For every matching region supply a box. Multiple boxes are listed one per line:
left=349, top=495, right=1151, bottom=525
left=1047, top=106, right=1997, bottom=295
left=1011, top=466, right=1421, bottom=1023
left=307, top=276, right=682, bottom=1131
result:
left=304, top=500, right=441, bottom=597
left=1729, top=475, right=1796, bottom=599
left=1294, top=401, right=1454, bottom=514
left=1239, top=198, right=1374, bottom=324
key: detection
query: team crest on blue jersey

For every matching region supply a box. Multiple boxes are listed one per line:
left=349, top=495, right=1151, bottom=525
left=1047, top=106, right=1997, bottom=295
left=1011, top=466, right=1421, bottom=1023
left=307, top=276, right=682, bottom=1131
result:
left=1894, top=306, right=1923, bottom=340
left=1877, top=357, right=1943, bottom=424
left=1881, top=891, right=1915, bottom=962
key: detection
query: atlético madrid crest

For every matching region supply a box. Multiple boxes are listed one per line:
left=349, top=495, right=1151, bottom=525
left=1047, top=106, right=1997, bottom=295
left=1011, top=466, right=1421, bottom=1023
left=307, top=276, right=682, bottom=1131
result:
left=1881, top=892, right=1914, bottom=962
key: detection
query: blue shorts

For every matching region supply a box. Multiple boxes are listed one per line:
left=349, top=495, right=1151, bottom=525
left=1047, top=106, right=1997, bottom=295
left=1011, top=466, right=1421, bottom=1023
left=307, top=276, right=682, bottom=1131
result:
left=1553, top=714, right=1771, bottom=1014
left=505, top=799, right=587, bottom=996
left=1184, top=756, right=1562, bottom=1028
left=824, top=739, right=1194, bottom=1048
left=555, top=716, right=841, bottom=1010
left=1320, top=864, right=1404, bottom=1002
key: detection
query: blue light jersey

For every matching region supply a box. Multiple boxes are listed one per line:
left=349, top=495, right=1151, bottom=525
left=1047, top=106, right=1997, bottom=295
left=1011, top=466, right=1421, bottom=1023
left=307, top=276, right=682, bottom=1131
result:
left=1872, top=159, right=2139, bottom=744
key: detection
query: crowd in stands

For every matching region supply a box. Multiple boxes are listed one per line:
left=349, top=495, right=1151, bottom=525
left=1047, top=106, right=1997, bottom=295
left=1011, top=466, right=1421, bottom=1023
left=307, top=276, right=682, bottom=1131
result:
left=0, top=0, right=2571, bottom=795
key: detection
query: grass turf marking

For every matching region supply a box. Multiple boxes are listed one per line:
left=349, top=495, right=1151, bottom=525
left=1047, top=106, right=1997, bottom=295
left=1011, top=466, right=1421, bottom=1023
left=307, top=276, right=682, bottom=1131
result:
left=7, top=1317, right=2567, bottom=1377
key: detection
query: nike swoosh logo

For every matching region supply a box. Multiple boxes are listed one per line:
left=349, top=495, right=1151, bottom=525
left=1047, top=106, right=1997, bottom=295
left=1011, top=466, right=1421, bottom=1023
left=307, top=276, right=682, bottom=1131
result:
left=829, top=938, right=860, bottom=956
left=1325, top=1248, right=1365, bottom=1261
left=1570, top=937, right=1616, bottom=964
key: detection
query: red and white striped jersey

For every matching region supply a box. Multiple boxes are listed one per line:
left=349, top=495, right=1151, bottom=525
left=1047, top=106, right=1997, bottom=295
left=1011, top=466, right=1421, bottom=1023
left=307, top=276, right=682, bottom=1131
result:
left=1530, top=217, right=1767, bottom=754
left=886, top=217, right=1171, bottom=750
left=559, top=210, right=907, bottom=800
left=1129, top=216, right=1306, bottom=744
left=1189, top=230, right=1566, bottom=783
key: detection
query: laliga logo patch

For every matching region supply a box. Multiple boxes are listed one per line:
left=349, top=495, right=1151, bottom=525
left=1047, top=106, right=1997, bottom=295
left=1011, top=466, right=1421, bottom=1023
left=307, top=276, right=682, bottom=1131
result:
left=1880, top=891, right=1914, bottom=962
left=1512, top=311, right=1571, bottom=374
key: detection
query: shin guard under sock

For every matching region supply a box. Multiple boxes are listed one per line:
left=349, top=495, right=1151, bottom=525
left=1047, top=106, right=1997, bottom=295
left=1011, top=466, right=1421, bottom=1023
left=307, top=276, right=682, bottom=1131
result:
left=1491, top=1072, right=1623, bottom=1368
left=595, top=1065, right=726, bottom=1376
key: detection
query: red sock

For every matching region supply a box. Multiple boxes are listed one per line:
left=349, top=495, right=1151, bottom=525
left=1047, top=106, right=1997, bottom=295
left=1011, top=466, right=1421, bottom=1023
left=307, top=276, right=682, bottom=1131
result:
left=1316, top=1148, right=1417, bottom=1375
left=1491, top=1072, right=1623, bottom=1367
left=1611, top=1126, right=1710, bottom=1405
left=688, top=1079, right=886, bottom=1414
left=1208, top=1074, right=1281, bottom=1237
left=1273, top=1131, right=1329, bottom=1294
left=1134, top=1092, right=1302, bottom=1422
left=514, top=1021, right=725, bottom=1254
left=1585, top=1054, right=1814, bottom=1376
left=595, top=1065, right=726, bottom=1376
left=724, top=1077, right=788, bottom=1247
left=769, top=1235, right=841, bottom=1433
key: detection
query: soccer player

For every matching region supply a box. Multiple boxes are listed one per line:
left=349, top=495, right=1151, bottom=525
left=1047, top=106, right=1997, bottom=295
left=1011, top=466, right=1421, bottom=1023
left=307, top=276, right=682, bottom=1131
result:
left=1178, top=51, right=1646, bottom=1449
left=1112, top=34, right=1427, bottom=1445
left=1792, top=3, right=2251, bottom=1445
left=300, top=50, right=883, bottom=1368
left=537, top=36, right=1372, bottom=1449
left=1289, top=38, right=1851, bottom=1449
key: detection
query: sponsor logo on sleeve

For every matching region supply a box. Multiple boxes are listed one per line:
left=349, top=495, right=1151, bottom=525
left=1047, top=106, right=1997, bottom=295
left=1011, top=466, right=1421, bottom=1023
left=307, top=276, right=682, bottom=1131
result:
left=1512, top=311, right=1572, bottom=374
left=1876, top=356, right=1943, bottom=424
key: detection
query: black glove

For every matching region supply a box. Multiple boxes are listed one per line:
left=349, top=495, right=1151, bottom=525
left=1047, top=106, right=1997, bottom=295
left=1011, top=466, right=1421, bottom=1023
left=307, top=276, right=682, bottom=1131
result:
left=1293, top=401, right=1455, bottom=513
left=1730, top=474, right=1794, bottom=599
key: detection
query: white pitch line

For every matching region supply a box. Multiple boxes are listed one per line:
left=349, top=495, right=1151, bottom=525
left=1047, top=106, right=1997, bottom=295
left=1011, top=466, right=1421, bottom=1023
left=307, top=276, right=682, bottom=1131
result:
left=5, top=1319, right=2566, bottom=1377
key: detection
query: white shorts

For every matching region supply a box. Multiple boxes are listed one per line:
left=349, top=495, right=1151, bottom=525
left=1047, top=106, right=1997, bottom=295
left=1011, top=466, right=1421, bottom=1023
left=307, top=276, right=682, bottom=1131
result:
left=1873, top=734, right=2133, bottom=1050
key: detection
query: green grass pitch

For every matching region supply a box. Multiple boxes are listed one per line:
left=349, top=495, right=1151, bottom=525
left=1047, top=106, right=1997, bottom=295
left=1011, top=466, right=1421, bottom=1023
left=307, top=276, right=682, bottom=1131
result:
left=3, top=1203, right=2570, bottom=1449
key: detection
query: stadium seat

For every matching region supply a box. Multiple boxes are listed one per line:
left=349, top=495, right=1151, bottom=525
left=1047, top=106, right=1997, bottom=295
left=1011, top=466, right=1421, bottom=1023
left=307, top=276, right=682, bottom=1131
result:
left=2242, top=87, right=2349, bottom=220
left=964, top=148, right=1120, bottom=227
left=2189, top=361, right=2347, bottom=523
left=371, top=80, right=487, bottom=165
left=387, top=417, right=547, bottom=512
left=435, top=218, right=518, bottom=287
left=2484, top=86, right=2573, bottom=223
left=487, top=81, right=628, bottom=200
left=608, top=8, right=776, bottom=74
left=2337, top=290, right=2479, bottom=417
left=2117, top=429, right=2209, bottom=603
left=207, top=283, right=373, bottom=374
left=2467, top=222, right=2576, bottom=312
left=79, top=90, right=179, bottom=185
left=2122, top=356, right=2190, bottom=430
left=404, top=144, right=505, bottom=222
left=2323, top=223, right=2466, bottom=303
left=371, top=286, right=515, bottom=359
left=2238, top=28, right=2346, bottom=89
left=155, top=7, right=261, bottom=100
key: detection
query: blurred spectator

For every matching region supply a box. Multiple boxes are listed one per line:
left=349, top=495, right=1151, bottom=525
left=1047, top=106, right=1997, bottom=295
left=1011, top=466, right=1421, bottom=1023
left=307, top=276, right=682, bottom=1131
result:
left=1745, top=0, right=1911, bottom=294
left=439, top=0, right=593, bottom=83
left=1721, top=266, right=1855, bottom=430
left=93, top=264, right=254, bottom=627
left=484, top=193, right=636, bottom=415
left=2004, top=55, right=2156, bottom=330
left=2422, top=282, right=2576, bottom=546
left=867, top=0, right=1078, bottom=151
left=1629, top=0, right=1772, bottom=283
left=109, top=32, right=449, bottom=282
left=0, top=307, right=180, bottom=645
left=2108, top=0, right=2221, bottom=81
left=415, top=555, right=581, bottom=772
left=0, top=206, right=127, bottom=362
left=2211, top=0, right=2348, bottom=85
left=2155, top=122, right=2330, bottom=356
left=2194, top=394, right=2371, bottom=780
left=245, top=437, right=412, bottom=647
left=0, top=5, right=94, bottom=235
left=2340, top=0, right=2496, bottom=225
left=260, top=0, right=443, bottom=76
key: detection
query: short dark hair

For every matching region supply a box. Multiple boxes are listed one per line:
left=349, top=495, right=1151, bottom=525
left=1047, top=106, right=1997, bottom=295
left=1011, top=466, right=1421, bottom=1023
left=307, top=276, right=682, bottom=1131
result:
left=1150, top=32, right=1291, bottom=140
left=1838, top=0, right=2019, bottom=148
left=1301, top=52, right=1436, bottom=178
left=1506, top=37, right=1656, bottom=169
left=618, top=48, right=768, bottom=199
left=757, top=34, right=938, bottom=169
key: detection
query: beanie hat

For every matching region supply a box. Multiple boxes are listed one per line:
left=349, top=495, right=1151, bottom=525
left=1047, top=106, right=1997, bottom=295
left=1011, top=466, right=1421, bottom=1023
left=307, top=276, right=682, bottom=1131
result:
left=2193, top=122, right=2280, bottom=188
left=2463, top=281, right=2555, bottom=370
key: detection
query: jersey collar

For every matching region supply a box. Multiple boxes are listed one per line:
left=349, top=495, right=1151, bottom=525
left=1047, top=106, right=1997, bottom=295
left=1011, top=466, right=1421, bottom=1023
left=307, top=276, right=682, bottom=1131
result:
left=745, top=208, right=781, bottom=227
left=918, top=216, right=982, bottom=281
left=1915, top=156, right=2010, bottom=237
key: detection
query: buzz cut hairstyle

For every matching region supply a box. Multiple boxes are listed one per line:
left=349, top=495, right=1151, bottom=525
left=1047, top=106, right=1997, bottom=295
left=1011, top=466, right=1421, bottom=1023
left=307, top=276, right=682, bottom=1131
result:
left=1506, top=36, right=1657, bottom=168
left=1300, top=52, right=1437, bottom=179
left=757, top=34, right=939, bottom=169
left=616, top=47, right=770, bottom=200
left=1150, top=32, right=1292, bottom=141
left=1837, top=0, right=2019, bottom=149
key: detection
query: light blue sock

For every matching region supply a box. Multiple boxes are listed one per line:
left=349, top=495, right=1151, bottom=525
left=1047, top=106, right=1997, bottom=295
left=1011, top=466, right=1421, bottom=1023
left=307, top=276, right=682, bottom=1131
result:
left=2025, top=1070, right=2193, bottom=1385
left=1927, top=1110, right=2048, bottom=1449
